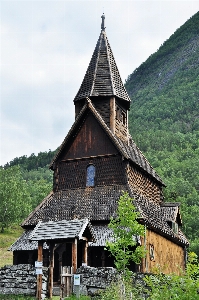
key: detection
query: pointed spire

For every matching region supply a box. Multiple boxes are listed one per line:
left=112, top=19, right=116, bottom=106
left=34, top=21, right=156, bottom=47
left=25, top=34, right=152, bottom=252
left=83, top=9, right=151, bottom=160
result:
left=101, top=13, right=105, bottom=31
left=74, top=16, right=131, bottom=104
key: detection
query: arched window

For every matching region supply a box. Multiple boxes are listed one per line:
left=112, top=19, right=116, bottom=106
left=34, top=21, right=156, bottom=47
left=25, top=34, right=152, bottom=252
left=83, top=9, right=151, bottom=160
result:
left=86, top=165, right=95, bottom=187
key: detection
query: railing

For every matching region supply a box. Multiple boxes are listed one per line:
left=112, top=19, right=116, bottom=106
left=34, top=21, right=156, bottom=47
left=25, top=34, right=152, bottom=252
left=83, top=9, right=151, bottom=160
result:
left=60, top=266, right=74, bottom=299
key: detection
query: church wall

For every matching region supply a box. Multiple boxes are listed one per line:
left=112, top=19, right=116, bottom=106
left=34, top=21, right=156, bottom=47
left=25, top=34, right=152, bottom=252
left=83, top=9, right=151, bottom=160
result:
left=128, top=164, right=163, bottom=204
left=92, top=97, right=110, bottom=126
left=142, top=229, right=185, bottom=275
left=55, top=155, right=126, bottom=191
left=61, top=112, right=118, bottom=160
left=115, top=100, right=128, bottom=141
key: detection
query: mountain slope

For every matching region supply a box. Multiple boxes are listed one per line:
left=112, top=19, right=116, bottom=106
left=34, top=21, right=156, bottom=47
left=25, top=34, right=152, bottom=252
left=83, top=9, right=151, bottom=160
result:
left=125, top=11, right=199, bottom=255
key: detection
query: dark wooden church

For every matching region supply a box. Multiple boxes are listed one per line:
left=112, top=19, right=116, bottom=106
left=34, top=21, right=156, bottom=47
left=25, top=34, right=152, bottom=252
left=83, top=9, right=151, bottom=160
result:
left=10, top=14, right=189, bottom=278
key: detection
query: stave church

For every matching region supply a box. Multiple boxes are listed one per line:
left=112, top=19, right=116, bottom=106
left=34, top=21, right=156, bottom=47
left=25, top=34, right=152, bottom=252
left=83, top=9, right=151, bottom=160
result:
left=10, top=14, right=189, bottom=281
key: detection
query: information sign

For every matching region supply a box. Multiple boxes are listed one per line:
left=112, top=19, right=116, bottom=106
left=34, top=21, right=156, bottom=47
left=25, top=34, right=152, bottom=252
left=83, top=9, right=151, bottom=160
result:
left=36, top=268, right=43, bottom=275
left=74, top=274, right=81, bottom=285
left=35, top=261, right=43, bottom=268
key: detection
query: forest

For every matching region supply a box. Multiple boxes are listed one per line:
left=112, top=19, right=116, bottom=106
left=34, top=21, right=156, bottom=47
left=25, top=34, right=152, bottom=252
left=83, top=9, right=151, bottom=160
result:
left=0, top=12, right=199, bottom=256
left=125, top=11, right=199, bottom=255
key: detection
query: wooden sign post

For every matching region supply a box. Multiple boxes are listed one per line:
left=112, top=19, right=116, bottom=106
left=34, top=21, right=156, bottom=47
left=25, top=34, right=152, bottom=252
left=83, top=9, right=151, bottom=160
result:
left=36, top=241, right=43, bottom=300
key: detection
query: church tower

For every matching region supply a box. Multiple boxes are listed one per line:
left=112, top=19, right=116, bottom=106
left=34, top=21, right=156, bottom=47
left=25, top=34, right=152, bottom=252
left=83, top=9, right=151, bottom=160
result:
left=74, top=14, right=131, bottom=142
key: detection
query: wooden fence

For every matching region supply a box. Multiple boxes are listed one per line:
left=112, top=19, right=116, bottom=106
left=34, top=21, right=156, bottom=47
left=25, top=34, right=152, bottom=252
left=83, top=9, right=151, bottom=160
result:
left=60, top=266, right=74, bottom=299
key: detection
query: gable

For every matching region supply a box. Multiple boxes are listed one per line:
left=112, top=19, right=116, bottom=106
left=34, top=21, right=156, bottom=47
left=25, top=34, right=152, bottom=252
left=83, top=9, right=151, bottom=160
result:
left=61, top=112, right=118, bottom=160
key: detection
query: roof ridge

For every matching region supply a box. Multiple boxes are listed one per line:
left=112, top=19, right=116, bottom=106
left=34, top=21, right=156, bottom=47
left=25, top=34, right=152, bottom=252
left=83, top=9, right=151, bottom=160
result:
left=104, top=31, right=115, bottom=95
left=90, top=33, right=101, bottom=96
left=49, top=102, right=88, bottom=168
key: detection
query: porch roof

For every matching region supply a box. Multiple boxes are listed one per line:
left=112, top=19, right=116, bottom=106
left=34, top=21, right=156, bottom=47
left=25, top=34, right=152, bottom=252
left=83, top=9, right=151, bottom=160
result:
left=29, top=218, right=95, bottom=243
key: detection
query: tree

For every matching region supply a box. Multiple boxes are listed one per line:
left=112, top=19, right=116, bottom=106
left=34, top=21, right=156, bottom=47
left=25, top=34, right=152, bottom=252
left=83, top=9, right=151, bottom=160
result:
left=106, top=191, right=146, bottom=273
left=0, top=166, right=31, bottom=232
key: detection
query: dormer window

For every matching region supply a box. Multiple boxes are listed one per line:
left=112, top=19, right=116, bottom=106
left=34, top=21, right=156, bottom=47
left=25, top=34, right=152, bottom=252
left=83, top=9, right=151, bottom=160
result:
left=172, top=222, right=179, bottom=234
left=168, top=221, right=179, bottom=235
left=86, top=165, right=95, bottom=187
left=116, top=107, right=120, bottom=120
left=121, top=111, right=126, bottom=125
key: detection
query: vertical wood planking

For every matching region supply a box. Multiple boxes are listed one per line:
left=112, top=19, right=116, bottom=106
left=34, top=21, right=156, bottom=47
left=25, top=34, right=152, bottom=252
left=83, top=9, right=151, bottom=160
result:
left=110, top=97, right=115, bottom=134
left=146, top=229, right=185, bottom=274
left=82, top=240, right=88, bottom=265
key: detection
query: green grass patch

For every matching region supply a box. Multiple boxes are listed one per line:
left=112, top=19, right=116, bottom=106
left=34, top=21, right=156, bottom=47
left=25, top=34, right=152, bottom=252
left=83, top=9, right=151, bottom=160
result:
left=0, top=296, right=35, bottom=300
left=0, top=225, right=24, bottom=267
left=0, top=296, right=90, bottom=300
left=64, top=296, right=90, bottom=300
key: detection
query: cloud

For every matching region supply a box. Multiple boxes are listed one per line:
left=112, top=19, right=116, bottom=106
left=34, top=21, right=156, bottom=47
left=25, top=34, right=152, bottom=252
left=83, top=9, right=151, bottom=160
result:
left=1, top=0, right=199, bottom=165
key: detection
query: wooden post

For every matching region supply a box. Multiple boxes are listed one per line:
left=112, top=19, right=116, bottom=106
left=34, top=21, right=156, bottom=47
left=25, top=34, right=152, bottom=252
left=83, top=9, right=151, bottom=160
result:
left=110, top=97, right=115, bottom=134
left=48, top=242, right=55, bottom=299
left=72, top=238, right=77, bottom=273
left=82, top=240, right=88, bottom=265
left=62, top=266, right=67, bottom=299
left=36, top=241, right=43, bottom=300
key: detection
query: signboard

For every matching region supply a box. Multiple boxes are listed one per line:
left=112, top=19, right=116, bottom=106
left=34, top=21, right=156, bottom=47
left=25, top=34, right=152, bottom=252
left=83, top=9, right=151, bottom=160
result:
left=35, top=261, right=43, bottom=268
left=36, top=268, right=43, bottom=275
left=74, top=274, right=81, bottom=286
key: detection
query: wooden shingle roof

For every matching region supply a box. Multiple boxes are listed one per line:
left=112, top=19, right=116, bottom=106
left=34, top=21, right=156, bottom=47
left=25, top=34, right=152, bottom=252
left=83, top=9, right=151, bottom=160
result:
left=74, top=16, right=130, bottom=104
left=21, top=185, right=126, bottom=227
left=9, top=230, right=48, bottom=251
left=128, top=187, right=189, bottom=246
left=20, top=183, right=189, bottom=247
left=160, top=202, right=182, bottom=226
left=29, top=219, right=95, bottom=242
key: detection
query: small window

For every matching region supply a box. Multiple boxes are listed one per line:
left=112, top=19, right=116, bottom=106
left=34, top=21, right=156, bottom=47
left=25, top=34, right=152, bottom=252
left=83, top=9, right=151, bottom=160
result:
left=172, top=222, right=179, bottom=234
left=121, top=112, right=126, bottom=125
left=116, top=107, right=120, bottom=120
left=86, top=165, right=95, bottom=187
left=168, top=221, right=179, bottom=234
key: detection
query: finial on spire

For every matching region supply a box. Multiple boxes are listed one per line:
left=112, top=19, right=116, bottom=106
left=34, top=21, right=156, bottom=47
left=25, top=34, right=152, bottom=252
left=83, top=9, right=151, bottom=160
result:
left=101, top=13, right=105, bottom=31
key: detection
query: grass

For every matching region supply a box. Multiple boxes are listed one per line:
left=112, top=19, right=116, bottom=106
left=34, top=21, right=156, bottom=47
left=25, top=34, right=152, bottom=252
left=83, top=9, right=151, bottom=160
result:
left=0, top=296, right=90, bottom=300
left=0, top=225, right=24, bottom=268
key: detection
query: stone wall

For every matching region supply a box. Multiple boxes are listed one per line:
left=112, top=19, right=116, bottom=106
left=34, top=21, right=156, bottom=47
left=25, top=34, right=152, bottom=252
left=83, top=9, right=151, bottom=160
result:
left=0, top=264, right=48, bottom=299
left=75, top=266, right=150, bottom=298
left=75, top=266, right=119, bottom=296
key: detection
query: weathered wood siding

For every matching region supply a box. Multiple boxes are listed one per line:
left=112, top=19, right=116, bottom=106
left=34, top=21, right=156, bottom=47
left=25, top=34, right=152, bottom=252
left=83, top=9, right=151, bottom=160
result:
left=92, top=98, right=110, bottom=127
left=55, top=156, right=126, bottom=191
left=61, top=112, right=118, bottom=160
left=115, top=101, right=128, bottom=142
left=128, top=164, right=163, bottom=204
left=53, top=112, right=128, bottom=191
left=142, top=229, right=185, bottom=274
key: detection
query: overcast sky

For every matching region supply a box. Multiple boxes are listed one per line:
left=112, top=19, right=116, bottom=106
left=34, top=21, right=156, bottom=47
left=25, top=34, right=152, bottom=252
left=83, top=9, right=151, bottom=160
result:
left=1, top=0, right=199, bottom=166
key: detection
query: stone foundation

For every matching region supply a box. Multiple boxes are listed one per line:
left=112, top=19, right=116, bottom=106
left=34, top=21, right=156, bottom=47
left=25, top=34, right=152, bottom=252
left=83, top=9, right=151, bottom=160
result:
left=75, top=266, right=150, bottom=298
left=75, top=266, right=118, bottom=296
left=0, top=264, right=48, bottom=299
